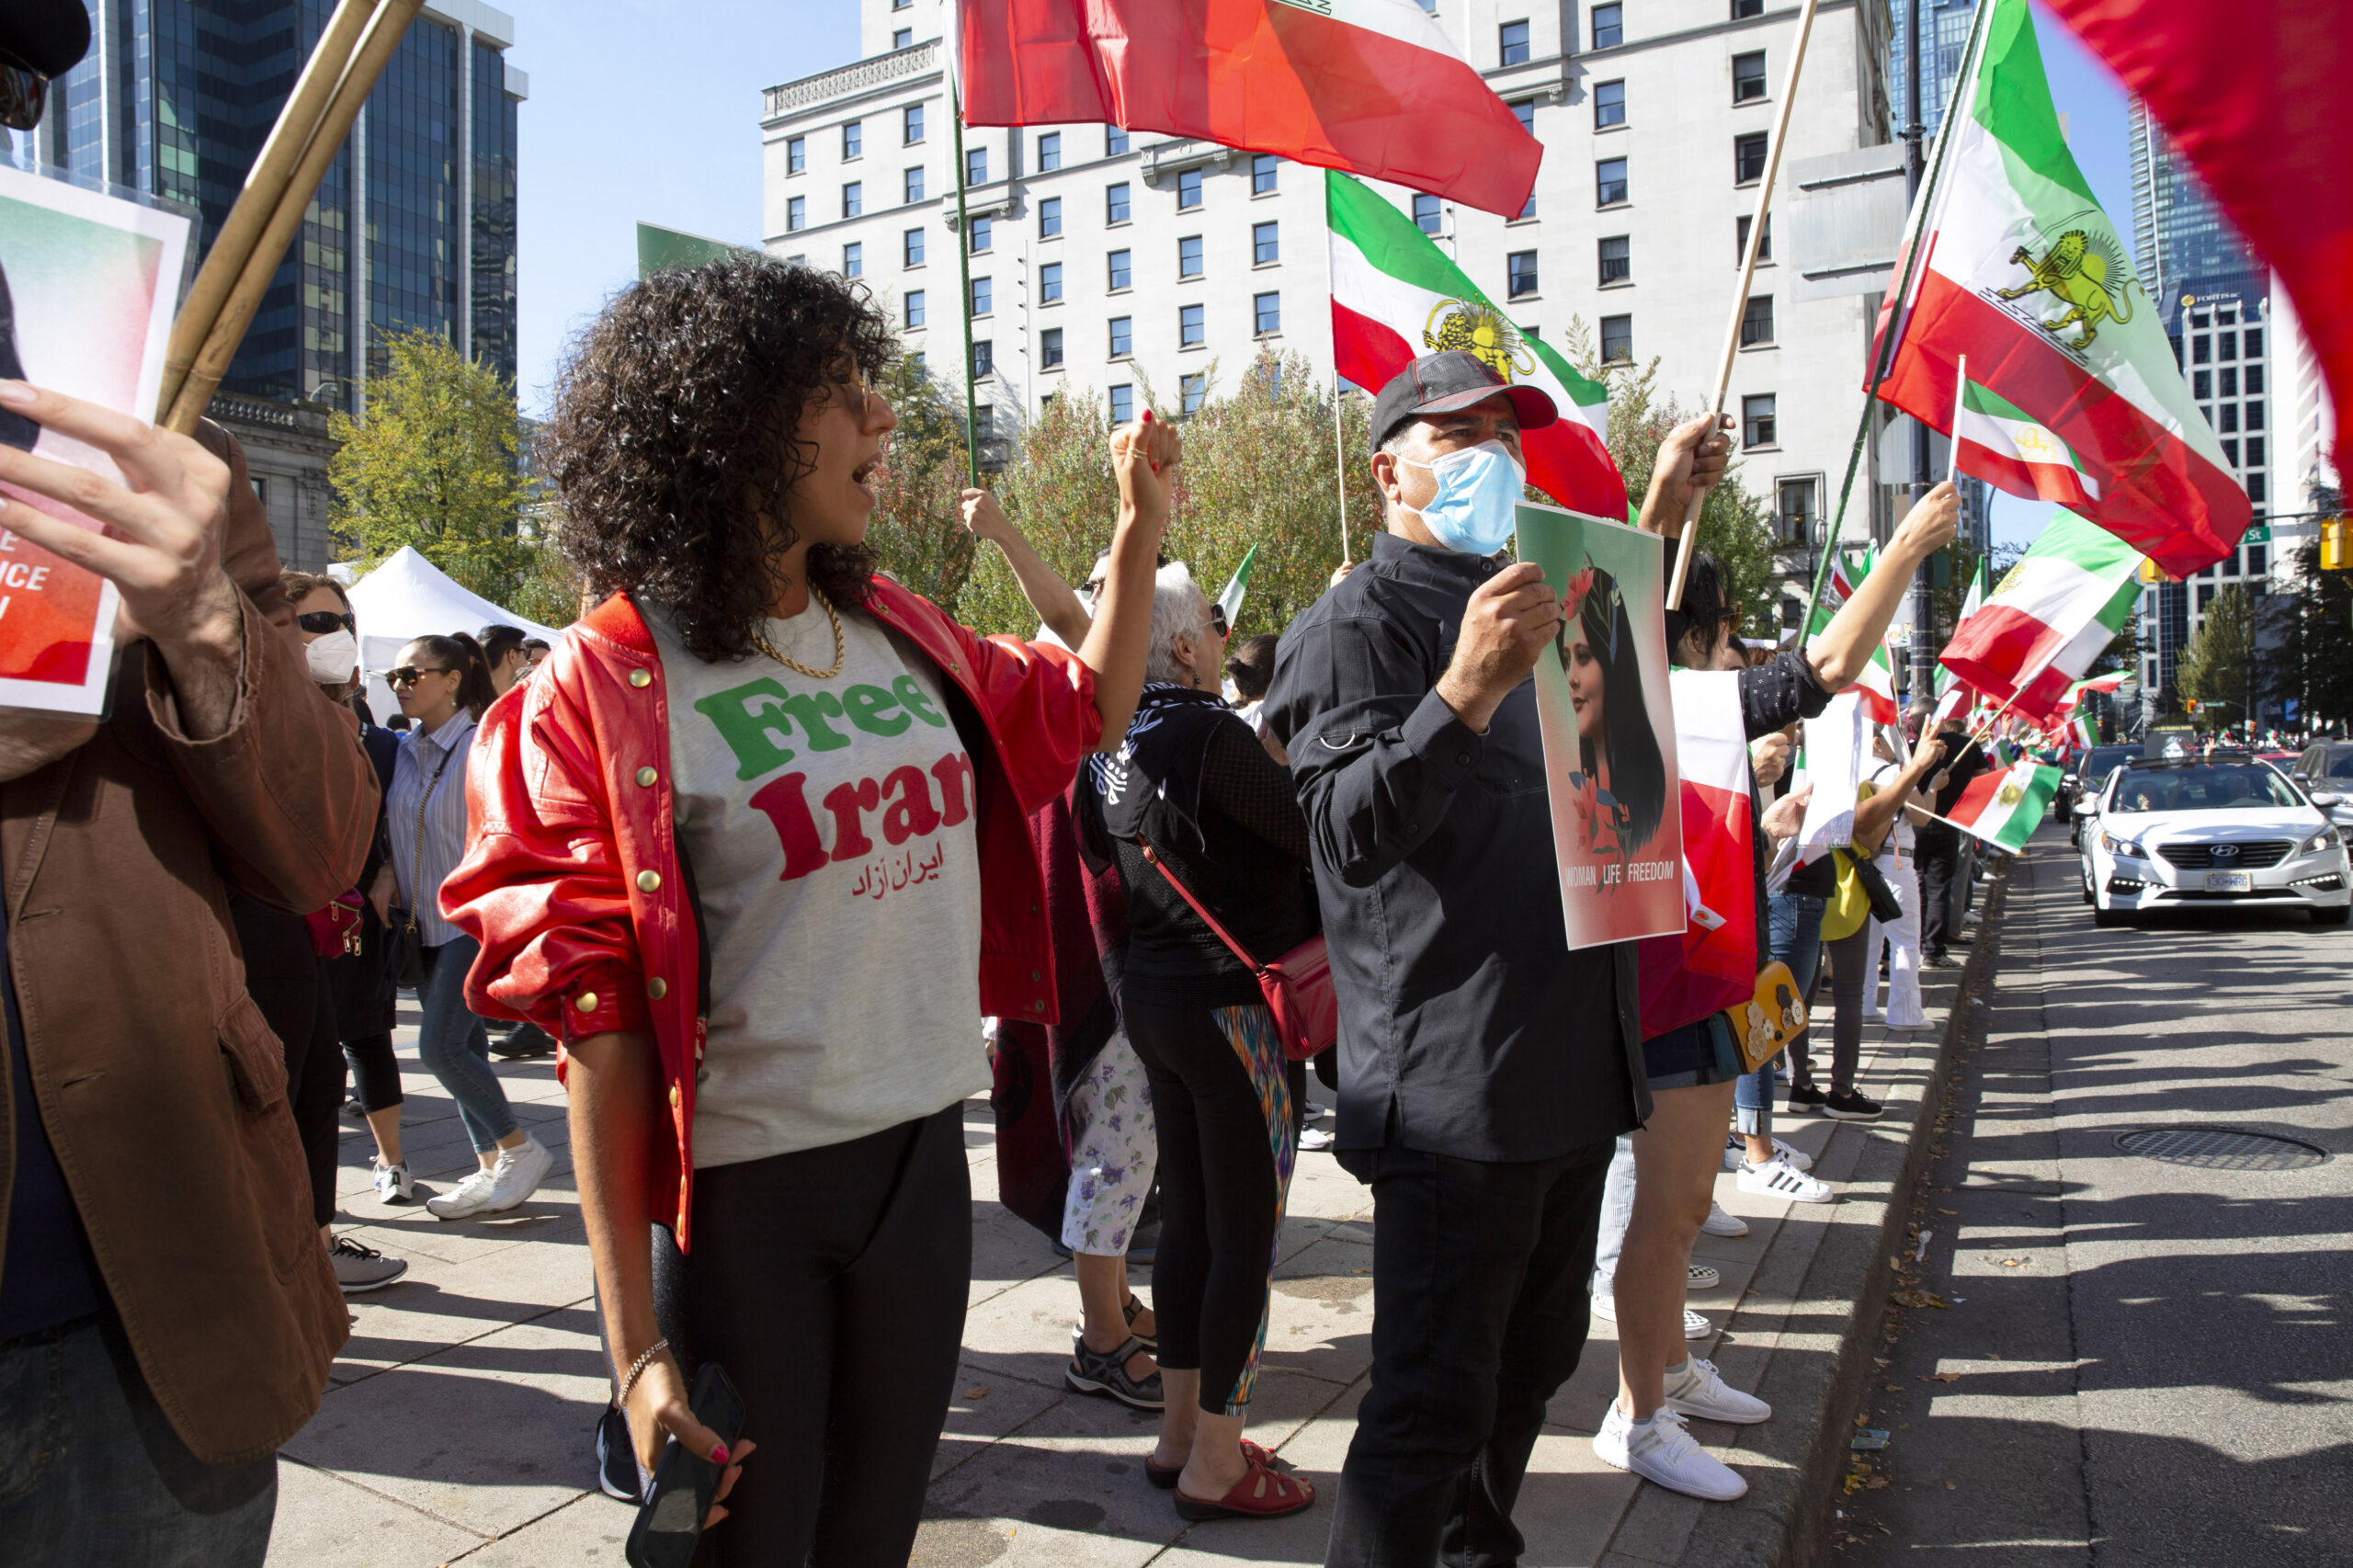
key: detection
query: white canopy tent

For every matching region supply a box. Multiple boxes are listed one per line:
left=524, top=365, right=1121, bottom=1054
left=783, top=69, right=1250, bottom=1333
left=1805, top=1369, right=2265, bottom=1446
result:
left=339, top=546, right=563, bottom=718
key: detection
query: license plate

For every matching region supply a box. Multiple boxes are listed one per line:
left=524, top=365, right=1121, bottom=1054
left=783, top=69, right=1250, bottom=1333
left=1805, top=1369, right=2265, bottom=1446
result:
left=2205, top=870, right=2253, bottom=892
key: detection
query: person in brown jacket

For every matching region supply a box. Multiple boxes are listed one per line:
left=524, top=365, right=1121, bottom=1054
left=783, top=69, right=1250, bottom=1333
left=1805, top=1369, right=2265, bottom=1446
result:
left=0, top=375, right=379, bottom=1564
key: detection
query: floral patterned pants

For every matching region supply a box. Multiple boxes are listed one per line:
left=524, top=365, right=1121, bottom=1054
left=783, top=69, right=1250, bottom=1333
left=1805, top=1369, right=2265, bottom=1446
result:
left=1060, top=1029, right=1157, bottom=1257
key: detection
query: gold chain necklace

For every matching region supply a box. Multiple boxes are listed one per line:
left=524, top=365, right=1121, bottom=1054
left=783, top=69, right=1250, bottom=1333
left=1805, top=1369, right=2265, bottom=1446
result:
left=749, top=586, right=845, bottom=679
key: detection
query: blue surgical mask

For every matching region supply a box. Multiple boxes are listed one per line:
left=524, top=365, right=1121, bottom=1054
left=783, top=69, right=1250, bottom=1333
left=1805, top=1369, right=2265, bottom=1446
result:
left=1408, top=439, right=1526, bottom=556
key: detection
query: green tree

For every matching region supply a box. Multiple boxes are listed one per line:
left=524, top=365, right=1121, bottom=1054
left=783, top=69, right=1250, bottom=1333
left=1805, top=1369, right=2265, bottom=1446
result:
left=865, top=353, right=979, bottom=614
left=960, top=381, right=1123, bottom=638
left=329, top=329, right=539, bottom=606
left=2174, top=584, right=2258, bottom=724
left=2287, top=537, right=2353, bottom=728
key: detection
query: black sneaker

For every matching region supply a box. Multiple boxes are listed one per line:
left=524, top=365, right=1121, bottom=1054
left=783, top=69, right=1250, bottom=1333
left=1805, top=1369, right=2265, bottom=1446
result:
left=1824, top=1088, right=1886, bottom=1121
left=594, top=1405, right=640, bottom=1502
left=490, top=1022, right=558, bottom=1060
left=1786, top=1085, right=1826, bottom=1112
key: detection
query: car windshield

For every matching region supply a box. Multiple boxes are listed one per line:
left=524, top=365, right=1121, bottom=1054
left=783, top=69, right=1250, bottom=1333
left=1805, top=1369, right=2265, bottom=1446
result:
left=2081, top=748, right=2136, bottom=780
left=2327, top=751, right=2353, bottom=780
left=2110, top=764, right=2303, bottom=813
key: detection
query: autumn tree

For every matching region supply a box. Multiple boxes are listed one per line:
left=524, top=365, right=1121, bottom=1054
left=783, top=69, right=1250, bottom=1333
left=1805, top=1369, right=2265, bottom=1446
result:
left=329, top=329, right=540, bottom=605
left=865, top=352, right=979, bottom=614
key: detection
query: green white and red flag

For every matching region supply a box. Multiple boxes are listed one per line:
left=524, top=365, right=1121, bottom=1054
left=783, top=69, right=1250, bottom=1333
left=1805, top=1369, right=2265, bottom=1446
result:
left=1326, top=171, right=1626, bottom=517
left=2051, top=668, right=2129, bottom=721
left=1870, top=0, right=2248, bottom=576
left=1941, top=510, right=2143, bottom=725
left=1934, top=556, right=1990, bottom=703
left=1808, top=545, right=1898, bottom=723
left=2066, top=713, right=2097, bottom=750
left=1953, top=376, right=2100, bottom=507
left=957, top=1, right=1541, bottom=218
left=1938, top=757, right=2063, bottom=853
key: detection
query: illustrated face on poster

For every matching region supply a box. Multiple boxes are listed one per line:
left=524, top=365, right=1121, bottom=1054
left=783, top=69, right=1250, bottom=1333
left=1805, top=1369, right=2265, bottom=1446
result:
left=1515, top=501, right=1683, bottom=950
left=0, top=166, right=189, bottom=716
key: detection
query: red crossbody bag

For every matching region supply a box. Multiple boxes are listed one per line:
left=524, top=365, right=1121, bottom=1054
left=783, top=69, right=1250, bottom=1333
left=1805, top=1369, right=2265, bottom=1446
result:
left=1138, top=836, right=1337, bottom=1062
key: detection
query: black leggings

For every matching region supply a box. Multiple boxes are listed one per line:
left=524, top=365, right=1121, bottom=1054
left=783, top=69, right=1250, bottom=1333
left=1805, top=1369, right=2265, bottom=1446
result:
left=1791, top=925, right=1869, bottom=1095
left=231, top=899, right=345, bottom=1230
left=342, top=1032, right=404, bottom=1113
left=1123, top=996, right=1289, bottom=1418
left=657, top=1103, right=971, bottom=1568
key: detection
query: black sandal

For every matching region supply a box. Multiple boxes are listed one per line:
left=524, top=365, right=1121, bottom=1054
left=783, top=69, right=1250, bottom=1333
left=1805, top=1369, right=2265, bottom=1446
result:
left=1123, top=1292, right=1157, bottom=1351
left=1065, top=1334, right=1163, bottom=1411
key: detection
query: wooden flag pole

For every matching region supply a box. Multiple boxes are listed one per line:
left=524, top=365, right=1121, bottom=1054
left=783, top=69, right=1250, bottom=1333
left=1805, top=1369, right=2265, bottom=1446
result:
left=1333, top=384, right=1351, bottom=565
left=1945, top=353, right=1967, bottom=483
left=163, top=0, right=424, bottom=433
left=155, top=0, right=377, bottom=420
left=1668, top=0, right=1822, bottom=610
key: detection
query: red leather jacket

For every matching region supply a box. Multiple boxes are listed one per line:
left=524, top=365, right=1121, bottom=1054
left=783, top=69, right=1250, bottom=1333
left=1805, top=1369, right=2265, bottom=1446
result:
left=441, top=587, right=1099, bottom=1246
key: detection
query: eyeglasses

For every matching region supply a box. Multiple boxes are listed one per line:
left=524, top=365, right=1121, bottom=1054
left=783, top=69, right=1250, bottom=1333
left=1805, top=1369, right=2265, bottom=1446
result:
left=385, top=665, right=452, bottom=688
left=1083, top=577, right=1107, bottom=601
left=1208, top=603, right=1229, bottom=638
left=0, top=60, right=49, bottom=134
left=298, top=609, right=356, bottom=635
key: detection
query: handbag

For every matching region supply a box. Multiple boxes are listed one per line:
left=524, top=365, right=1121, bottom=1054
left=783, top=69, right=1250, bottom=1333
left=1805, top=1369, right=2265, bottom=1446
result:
left=305, top=891, right=365, bottom=960
left=1138, top=836, right=1336, bottom=1062
left=1847, top=849, right=1904, bottom=925
left=395, top=740, right=458, bottom=991
left=1724, top=960, right=1806, bottom=1074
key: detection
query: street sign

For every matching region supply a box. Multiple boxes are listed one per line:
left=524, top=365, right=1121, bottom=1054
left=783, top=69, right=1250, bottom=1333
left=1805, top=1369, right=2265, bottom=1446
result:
left=2245, top=522, right=2272, bottom=544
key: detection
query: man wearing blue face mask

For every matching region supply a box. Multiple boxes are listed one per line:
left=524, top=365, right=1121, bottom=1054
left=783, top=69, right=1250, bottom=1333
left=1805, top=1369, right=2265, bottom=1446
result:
left=1262, top=350, right=1730, bottom=1568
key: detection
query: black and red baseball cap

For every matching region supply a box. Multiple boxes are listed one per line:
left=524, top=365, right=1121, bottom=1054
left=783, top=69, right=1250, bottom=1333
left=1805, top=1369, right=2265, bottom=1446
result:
left=1368, top=350, right=1557, bottom=456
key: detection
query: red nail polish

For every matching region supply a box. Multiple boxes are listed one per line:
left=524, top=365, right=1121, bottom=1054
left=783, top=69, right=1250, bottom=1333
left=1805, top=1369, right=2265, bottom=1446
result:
left=710, top=1443, right=731, bottom=1465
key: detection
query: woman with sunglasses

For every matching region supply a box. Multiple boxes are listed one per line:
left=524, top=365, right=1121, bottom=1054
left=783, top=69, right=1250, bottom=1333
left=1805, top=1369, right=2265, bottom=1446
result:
left=440, top=257, right=1173, bottom=1561
left=387, top=631, right=554, bottom=1221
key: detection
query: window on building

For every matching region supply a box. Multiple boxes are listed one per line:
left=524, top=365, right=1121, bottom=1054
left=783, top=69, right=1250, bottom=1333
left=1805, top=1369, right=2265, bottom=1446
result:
left=1514, top=100, right=1537, bottom=137
left=1177, top=234, right=1204, bottom=278
left=1108, top=126, right=1130, bottom=156
left=1041, top=327, right=1064, bottom=369
left=1255, top=291, right=1280, bottom=335
left=1415, top=193, right=1442, bottom=234
left=1734, top=132, right=1768, bottom=183
left=2220, top=367, right=2239, bottom=398
left=2192, top=334, right=2211, bottom=364
left=2247, top=542, right=2268, bottom=576
left=1040, top=196, right=1063, bottom=236
left=2249, top=472, right=2268, bottom=502
left=972, top=339, right=993, bottom=379
left=787, top=194, right=806, bottom=232
left=843, top=242, right=862, bottom=278
left=969, top=215, right=993, bottom=253
left=2192, top=310, right=2211, bottom=328
left=2219, top=329, right=2238, bottom=360
left=1598, top=235, right=1631, bottom=285
left=904, top=227, right=925, bottom=267
left=904, top=166, right=926, bottom=203
left=1109, top=316, right=1132, bottom=358
left=966, top=147, right=988, bottom=186
left=2246, top=436, right=2266, bottom=468
left=2246, top=363, right=2266, bottom=395
left=1742, top=393, right=1778, bottom=447
left=892, top=27, right=913, bottom=49
left=1252, top=153, right=1279, bottom=195
left=1038, top=131, right=1062, bottom=171
left=1177, top=167, right=1203, bottom=210
left=2193, top=369, right=2211, bottom=399
left=1777, top=476, right=1820, bottom=544
left=971, top=277, right=993, bottom=316
left=1597, top=157, right=1628, bottom=205
left=904, top=104, right=924, bottom=143
left=1733, top=51, right=1767, bottom=103
left=1040, top=260, right=1063, bottom=301
left=1181, top=372, right=1209, bottom=415
left=1108, top=182, right=1131, bottom=223
left=1732, top=0, right=1764, bottom=16
left=1108, top=248, right=1132, bottom=290
left=843, top=120, right=863, bottom=159
left=1507, top=250, right=1540, bottom=299
left=1600, top=313, right=1633, bottom=363
left=1110, top=384, right=1134, bottom=424
left=787, top=136, right=806, bottom=175
left=1501, top=19, right=1531, bottom=65
left=909, top=350, right=925, bottom=375
left=905, top=290, right=926, bottom=328
left=1736, top=213, right=1773, bottom=262
left=842, top=181, right=863, bottom=218
left=2245, top=326, right=2264, bottom=358
left=1180, top=302, right=1206, bottom=347
left=1741, top=294, right=1775, bottom=347
left=2247, top=399, right=2265, bottom=429
left=1593, top=4, right=1623, bottom=48
left=1254, top=221, right=1279, bottom=265
left=1596, top=80, right=1625, bottom=128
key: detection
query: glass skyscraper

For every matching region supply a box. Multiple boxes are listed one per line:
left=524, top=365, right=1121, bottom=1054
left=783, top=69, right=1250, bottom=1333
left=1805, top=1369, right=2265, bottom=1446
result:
left=33, top=1, right=524, bottom=415
left=1886, top=0, right=1979, bottom=142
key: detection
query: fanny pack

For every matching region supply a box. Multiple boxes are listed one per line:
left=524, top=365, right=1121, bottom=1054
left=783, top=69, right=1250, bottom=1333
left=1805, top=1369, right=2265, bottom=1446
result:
left=1139, top=835, right=1336, bottom=1062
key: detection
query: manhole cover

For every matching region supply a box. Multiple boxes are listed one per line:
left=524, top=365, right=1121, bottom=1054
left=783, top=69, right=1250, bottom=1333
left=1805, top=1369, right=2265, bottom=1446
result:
left=2114, top=1128, right=2327, bottom=1171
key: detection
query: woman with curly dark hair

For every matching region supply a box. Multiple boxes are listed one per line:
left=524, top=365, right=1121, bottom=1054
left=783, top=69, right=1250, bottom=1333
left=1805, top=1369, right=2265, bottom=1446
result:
left=442, top=256, right=1176, bottom=1561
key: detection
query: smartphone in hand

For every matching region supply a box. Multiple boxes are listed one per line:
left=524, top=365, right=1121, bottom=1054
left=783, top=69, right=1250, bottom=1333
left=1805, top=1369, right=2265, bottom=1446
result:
left=624, top=1362, right=745, bottom=1568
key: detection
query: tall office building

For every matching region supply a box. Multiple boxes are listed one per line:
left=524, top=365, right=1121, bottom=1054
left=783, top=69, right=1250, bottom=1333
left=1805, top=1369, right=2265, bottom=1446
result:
left=33, top=1, right=527, bottom=566
left=766, top=0, right=1905, bottom=629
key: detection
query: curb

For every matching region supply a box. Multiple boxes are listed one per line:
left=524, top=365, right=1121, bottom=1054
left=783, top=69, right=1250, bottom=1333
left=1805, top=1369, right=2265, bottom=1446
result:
left=1664, top=854, right=2015, bottom=1568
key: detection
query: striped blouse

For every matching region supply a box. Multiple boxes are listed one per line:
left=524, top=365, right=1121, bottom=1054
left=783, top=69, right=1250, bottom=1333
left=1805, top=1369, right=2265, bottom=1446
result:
left=386, top=711, right=478, bottom=949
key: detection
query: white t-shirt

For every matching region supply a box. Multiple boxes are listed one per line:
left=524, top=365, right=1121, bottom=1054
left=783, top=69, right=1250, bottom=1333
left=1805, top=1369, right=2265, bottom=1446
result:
left=650, top=603, right=986, bottom=1166
left=1869, top=761, right=1915, bottom=858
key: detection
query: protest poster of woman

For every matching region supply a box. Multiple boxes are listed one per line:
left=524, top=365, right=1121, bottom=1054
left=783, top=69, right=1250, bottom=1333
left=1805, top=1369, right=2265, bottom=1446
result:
left=1516, top=504, right=1684, bottom=950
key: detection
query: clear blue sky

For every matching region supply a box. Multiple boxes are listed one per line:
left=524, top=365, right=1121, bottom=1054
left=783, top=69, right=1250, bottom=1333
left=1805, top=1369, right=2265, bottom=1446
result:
left=506, top=0, right=2132, bottom=540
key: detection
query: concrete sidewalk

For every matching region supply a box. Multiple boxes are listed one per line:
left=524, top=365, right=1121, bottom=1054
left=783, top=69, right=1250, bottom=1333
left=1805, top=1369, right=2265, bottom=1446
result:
left=267, top=895, right=1994, bottom=1568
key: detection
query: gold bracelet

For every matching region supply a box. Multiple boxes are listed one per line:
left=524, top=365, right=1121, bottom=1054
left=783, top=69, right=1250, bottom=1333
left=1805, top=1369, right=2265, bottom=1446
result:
left=615, top=1336, right=671, bottom=1410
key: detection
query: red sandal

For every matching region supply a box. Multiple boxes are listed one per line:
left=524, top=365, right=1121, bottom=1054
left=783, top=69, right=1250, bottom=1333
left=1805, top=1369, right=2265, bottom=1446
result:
left=1144, top=1437, right=1278, bottom=1491
left=1172, top=1451, right=1315, bottom=1520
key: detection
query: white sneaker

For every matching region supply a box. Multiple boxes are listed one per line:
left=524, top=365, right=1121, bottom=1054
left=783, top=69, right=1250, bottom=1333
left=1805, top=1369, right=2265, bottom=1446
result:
left=1662, top=1356, right=1771, bottom=1423
left=1594, top=1403, right=1747, bottom=1501
left=1700, top=1201, right=1749, bottom=1239
left=1736, top=1157, right=1835, bottom=1204
left=1724, top=1133, right=1813, bottom=1174
left=1688, top=1261, right=1721, bottom=1290
left=371, top=1158, right=416, bottom=1205
left=1592, top=1293, right=1711, bottom=1339
left=426, top=1165, right=498, bottom=1221
left=1297, top=1124, right=1336, bottom=1152
left=480, top=1135, right=554, bottom=1212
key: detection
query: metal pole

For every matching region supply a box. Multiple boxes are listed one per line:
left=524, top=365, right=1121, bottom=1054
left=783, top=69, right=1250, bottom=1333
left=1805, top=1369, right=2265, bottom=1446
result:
left=1904, top=0, right=1938, bottom=711
left=949, top=83, right=981, bottom=487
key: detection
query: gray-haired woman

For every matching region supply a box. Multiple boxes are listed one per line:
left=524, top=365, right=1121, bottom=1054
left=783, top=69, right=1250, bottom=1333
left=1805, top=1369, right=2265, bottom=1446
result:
left=1079, top=564, right=1318, bottom=1522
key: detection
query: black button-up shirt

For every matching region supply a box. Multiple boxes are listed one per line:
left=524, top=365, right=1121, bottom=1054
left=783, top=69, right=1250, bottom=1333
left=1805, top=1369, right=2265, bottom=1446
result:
left=1264, top=531, right=1645, bottom=1164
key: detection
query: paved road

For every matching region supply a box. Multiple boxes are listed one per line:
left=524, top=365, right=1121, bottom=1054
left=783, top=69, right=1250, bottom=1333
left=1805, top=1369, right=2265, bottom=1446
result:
left=1842, top=825, right=2353, bottom=1566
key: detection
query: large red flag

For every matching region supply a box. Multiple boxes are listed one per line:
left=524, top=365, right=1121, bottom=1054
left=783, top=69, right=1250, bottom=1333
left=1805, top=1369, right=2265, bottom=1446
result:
left=954, top=0, right=1540, bottom=220
left=2041, top=0, right=2353, bottom=467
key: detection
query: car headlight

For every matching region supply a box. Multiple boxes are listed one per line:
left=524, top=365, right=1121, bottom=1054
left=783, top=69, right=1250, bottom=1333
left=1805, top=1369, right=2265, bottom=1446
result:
left=2100, top=830, right=2144, bottom=858
left=2304, top=827, right=2341, bottom=855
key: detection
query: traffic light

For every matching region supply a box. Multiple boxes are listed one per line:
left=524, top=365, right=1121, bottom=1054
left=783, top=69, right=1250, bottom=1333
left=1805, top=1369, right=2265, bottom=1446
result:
left=2138, top=558, right=2171, bottom=584
left=2324, top=517, right=2352, bottom=572
left=2186, top=699, right=2200, bottom=714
